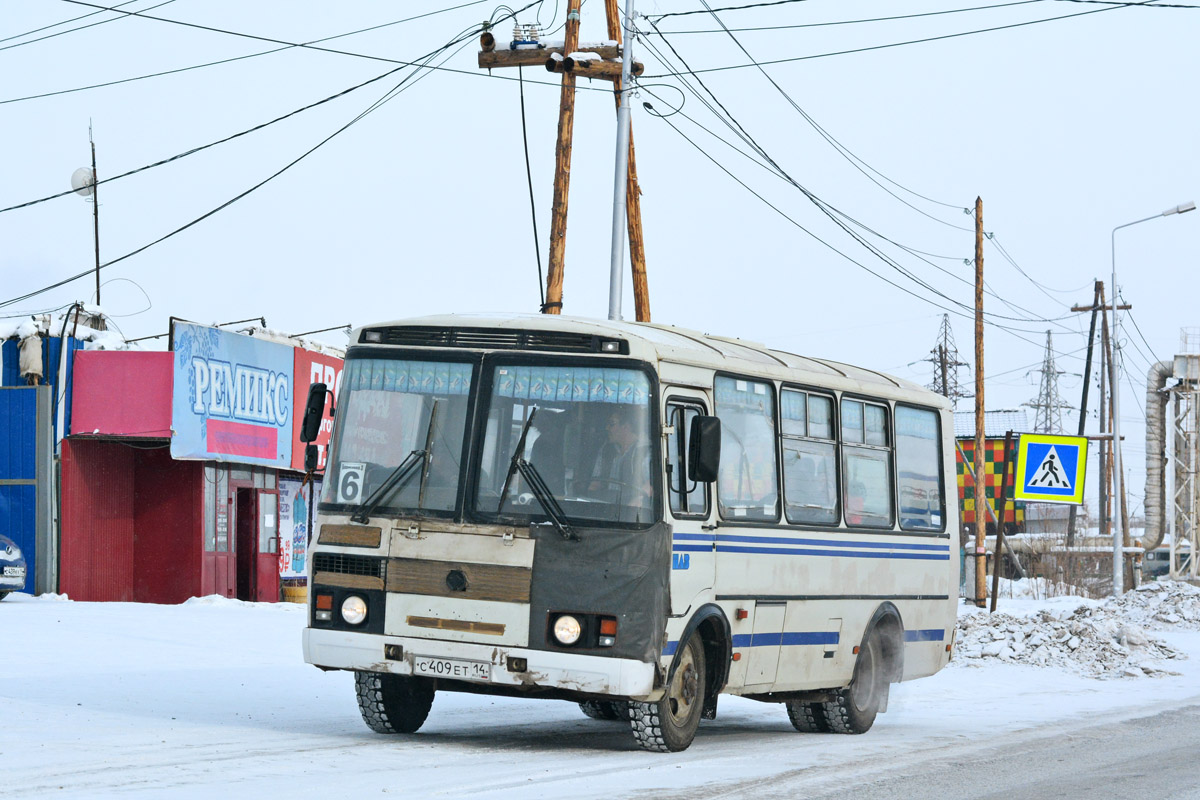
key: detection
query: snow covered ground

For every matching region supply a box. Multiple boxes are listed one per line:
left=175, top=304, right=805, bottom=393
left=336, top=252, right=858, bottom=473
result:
left=4, top=585, right=1200, bottom=799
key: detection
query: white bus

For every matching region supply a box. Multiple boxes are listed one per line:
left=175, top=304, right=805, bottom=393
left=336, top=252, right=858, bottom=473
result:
left=302, top=314, right=958, bottom=752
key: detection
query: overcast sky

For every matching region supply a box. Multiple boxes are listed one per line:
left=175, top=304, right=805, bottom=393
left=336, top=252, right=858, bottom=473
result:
left=2, top=0, right=1197, bottom=520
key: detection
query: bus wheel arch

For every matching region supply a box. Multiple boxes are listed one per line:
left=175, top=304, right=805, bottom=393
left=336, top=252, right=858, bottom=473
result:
left=822, top=604, right=904, bottom=735
left=668, top=603, right=730, bottom=721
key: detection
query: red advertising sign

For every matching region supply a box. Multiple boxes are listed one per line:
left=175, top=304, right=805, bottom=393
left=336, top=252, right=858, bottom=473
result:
left=291, top=348, right=344, bottom=472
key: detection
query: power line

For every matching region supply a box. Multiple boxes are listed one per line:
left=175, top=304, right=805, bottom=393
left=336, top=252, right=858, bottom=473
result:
left=1, top=0, right=491, bottom=106
left=656, top=0, right=1049, bottom=34
left=0, top=0, right=176, bottom=53
left=664, top=7, right=1084, bottom=330
left=637, top=30, right=1080, bottom=333
left=641, top=0, right=1177, bottom=79
left=0, top=15, right=510, bottom=310
left=0, top=0, right=144, bottom=45
left=684, top=2, right=972, bottom=224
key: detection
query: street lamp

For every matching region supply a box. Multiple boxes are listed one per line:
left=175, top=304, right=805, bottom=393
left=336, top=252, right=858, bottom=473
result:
left=1110, top=200, right=1196, bottom=597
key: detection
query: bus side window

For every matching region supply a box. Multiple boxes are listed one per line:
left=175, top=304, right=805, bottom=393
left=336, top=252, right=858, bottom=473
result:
left=840, top=398, right=893, bottom=528
left=781, top=389, right=838, bottom=526
left=666, top=402, right=708, bottom=517
left=714, top=376, right=780, bottom=522
left=895, top=405, right=945, bottom=531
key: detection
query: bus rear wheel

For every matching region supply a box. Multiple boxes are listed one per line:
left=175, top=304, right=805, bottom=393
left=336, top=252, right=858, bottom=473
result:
left=579, top=700, right=628, bottom=720
left=785, top=701, right=831, bottom=733
left=822, top=627, right=886, bottom=735
left=354, top=671, right=435, bottom=734
left=629, top=635, right=706, bottom=752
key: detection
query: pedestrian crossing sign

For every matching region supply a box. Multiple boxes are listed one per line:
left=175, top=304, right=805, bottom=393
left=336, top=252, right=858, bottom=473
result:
left=1014, top=433, right=1088, bottom=505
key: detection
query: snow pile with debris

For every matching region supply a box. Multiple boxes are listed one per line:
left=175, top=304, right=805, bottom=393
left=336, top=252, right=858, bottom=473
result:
left=954, top=595, right=1188, bottom=679
left=1110, top=580, right=1200, bottom=630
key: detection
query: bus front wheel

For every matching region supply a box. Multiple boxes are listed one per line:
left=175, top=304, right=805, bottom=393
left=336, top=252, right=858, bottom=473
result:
left=629, top=635, right=706, bottom=752
left=354, top=671, right=435, bottom=734
left=821, top=626, right=886, bottom=735
left=579, top=700, right=628, bottom=720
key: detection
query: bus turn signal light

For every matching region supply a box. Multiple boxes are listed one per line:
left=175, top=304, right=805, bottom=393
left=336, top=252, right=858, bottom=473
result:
left=735, top=608, right=749, bottom=620
left=316, top=594, right=333, bottom=610
left=599, top=618, right=618, bottom=636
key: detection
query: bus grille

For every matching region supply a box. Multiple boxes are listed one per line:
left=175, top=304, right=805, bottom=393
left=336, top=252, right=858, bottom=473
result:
left=360, top=326, right=627, bottom=354
left=313, top=552, right=386, bottom=580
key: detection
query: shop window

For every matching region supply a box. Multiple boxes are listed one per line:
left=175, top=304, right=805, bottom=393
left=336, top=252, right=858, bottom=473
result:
left=204, top=465, right=216, bottom=552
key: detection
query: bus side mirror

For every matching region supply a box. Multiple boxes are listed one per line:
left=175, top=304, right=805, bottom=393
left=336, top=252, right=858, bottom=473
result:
left=688, top=415, right=721, bottom=483
left=304, top=443, right=320, bottom=473
left=300, top=383, right=328, bottom=443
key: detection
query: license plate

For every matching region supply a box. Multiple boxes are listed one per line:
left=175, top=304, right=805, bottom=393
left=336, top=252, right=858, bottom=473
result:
left=413, top=655, right=491, bottom=681
left=3, top=567, right=24, bottom=578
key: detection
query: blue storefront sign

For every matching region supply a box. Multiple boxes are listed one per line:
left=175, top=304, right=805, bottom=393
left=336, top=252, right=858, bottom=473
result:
left=171, top=322, right=294, bottom=468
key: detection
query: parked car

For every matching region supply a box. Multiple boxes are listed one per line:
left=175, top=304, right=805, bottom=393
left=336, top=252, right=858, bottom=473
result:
left=0, top=534, right=27, bottom=599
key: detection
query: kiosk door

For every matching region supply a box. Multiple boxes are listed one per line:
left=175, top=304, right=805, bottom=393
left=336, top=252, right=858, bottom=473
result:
left=255, top=490, right=280, bottom=602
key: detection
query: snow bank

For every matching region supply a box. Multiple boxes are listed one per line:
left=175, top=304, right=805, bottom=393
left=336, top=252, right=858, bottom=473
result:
left=953, top=580, right=1200, bottom=678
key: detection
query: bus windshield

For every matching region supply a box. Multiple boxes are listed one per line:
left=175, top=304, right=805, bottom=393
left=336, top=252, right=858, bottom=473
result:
left=320, top=357, right=473, bottom=515
left=473, top=363, right=657, bottom=527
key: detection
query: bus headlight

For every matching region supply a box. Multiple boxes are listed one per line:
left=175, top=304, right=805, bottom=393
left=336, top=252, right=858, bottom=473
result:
left=341, top=595, right=368, bottom=625
left=553, top=614, right=582, bottom=645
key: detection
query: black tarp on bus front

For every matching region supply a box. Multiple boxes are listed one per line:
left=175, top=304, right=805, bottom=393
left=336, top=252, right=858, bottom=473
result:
left=526, top=521, right=671, bottom=666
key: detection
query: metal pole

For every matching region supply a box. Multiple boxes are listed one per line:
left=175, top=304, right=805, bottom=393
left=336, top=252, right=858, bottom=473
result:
left=90, top=128, right=101, bottom=306
left=607, top=0, right=636, bottom=322
left=1067, top=281, right=1101, bottom=548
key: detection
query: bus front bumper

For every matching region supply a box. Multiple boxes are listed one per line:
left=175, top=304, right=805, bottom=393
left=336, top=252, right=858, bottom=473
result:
left=303, top=627, right=660, bottom=700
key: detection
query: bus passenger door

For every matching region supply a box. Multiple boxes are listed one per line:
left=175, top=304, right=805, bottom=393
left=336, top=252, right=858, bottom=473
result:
left=664, top=395, right=715, bottom=616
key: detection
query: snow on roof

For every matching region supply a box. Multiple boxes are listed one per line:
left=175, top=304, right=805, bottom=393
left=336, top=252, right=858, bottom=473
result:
left=954, top=409, right=1030, bottom=437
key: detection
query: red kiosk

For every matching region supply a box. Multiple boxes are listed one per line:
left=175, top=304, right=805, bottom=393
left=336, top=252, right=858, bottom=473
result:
left=59, top=324, right=341, bottom=604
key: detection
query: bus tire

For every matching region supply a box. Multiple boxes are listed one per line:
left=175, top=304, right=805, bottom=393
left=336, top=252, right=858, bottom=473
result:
left=785, top=701, right=831, bottom=733
left=822, top=626, right=885, bottom=735
left=579, top=700, right=628, bottom=720
left=354, top=671, right=435, bottom=734
left=628, top=635, right=706, bottom=752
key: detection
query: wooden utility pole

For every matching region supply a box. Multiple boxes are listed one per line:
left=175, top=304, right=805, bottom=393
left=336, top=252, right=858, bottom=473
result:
left=1068, top=284, right=1130, bottom=549
left=973, top=196, right=986, bottom=608
left=478, top=10, right=649, bottom=318
left=543, top=0, right=583, bottom=315
left=604, top=0, right=650, bottom=322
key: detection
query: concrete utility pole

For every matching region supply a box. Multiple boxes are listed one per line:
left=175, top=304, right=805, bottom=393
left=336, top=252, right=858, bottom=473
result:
left=604, top=0, right=649, bottom=322
left=973, top=196, right=986, bottom=608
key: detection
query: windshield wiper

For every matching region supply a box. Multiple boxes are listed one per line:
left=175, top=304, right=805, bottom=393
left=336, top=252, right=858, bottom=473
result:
left=350, top=449, right=426, bottom=524
left=515, top=458, right=575, bottom=541
left=351, top=403, right=438, bottom=524
left=498, top=407, right=538, bottom=511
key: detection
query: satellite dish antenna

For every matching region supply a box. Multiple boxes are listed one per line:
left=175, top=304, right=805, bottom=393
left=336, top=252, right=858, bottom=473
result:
left=71, top=166, right=95, bottom=197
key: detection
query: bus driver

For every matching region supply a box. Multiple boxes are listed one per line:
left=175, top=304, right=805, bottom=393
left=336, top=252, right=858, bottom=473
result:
left=589, top=407, right=651, bottom=507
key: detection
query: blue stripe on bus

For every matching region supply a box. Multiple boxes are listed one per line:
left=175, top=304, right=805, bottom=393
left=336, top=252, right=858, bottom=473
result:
left=904, top=629, right=946, bottom=642
left=672, top=545, right=714, bottom=553
left=672, top=533, right=717, bottom=542
left=663, top=631, right=840, bottom=655
left=714, top=545, right=950, bottom=561
left=716, top=534, right=949, bottom=552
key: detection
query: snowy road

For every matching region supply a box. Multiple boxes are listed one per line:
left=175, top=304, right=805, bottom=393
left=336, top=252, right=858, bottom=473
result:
left=4, top=593, right=1200, bottom=799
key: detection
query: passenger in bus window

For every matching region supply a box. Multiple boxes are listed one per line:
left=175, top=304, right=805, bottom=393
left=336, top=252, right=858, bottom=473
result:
left=846, top=481, right=867, bottom=525
left=590, top=407, right=651, bottom=505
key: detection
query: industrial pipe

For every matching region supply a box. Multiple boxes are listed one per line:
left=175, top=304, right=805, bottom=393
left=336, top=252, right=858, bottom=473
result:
left=1144, top=360, right=1174, bottom=551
